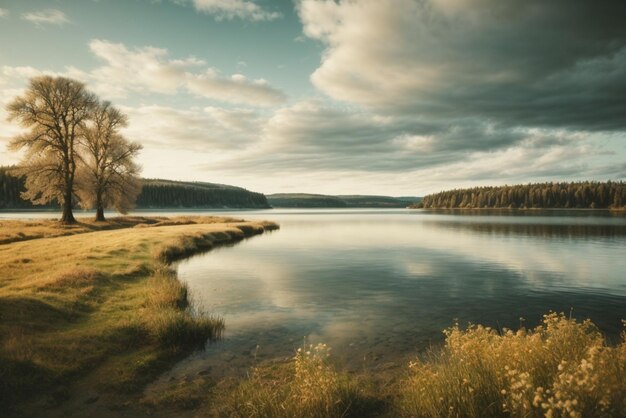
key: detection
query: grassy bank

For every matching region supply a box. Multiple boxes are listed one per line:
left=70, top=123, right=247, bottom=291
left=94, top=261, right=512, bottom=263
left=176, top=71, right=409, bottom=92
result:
left=206, top=313, right=624, bottom=417
left=0, top=216, right=277, bottom=414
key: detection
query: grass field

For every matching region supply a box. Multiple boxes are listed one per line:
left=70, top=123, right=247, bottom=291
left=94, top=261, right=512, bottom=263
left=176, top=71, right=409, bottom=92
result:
left=0, top=216, right=277, bottom=414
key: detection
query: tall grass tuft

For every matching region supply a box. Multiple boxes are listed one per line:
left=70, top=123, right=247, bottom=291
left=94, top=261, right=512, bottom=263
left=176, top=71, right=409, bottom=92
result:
left=397, top=312, right=626, bottom=418
left=146, top=309, right=223, bottom=349
left=216, top=342, right=377, bottom=418
left=143, top=269, right=223, bottom=350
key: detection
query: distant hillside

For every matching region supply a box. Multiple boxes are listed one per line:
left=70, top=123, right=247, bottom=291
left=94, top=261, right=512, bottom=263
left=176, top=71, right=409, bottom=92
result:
left=0, top=167, right=269, bottom=210
left=267, top=193, right=421, bottom=208
left=137, top=179, right=269, bottom=209
left=412, top=182, right=626, bottom=209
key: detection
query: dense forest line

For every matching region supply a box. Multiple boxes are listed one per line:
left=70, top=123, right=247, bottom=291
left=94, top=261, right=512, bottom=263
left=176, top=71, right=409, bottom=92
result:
left=0, top=167, right=51, bottom=209
left=414, top=182, right=626, bottom=209
left=267, top=193, right=420, bottom=208
left=0, top=168, right=269, bottom=210
left=137, top=179, right=269, bottom=208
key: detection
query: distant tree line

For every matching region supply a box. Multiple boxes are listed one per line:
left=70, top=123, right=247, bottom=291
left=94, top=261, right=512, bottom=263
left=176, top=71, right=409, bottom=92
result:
left=0, top=167, right=51, bottom=209
left=267, top=194, right=419, bottom=208
left=0, top=172, right=269, bottom=210
left=137, top=180, right=269, bottom=208
left=416, top=182, right=626, bottom=209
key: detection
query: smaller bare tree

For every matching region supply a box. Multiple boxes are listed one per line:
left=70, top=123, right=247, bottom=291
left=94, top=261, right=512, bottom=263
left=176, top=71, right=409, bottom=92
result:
left=77, top=101, right=142, bottom=221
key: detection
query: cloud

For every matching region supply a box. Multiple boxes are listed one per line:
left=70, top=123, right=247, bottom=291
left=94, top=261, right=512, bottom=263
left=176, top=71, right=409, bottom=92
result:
left=191, top=0, right=281, bottom=21
left=120, top=104, right=263, bottom=150
left=297, top=0, right=626, bottom=131
left=88, top=40, right=286, bottom=106
left=198, top=100, right=620, bottom=192
left=0, top=8, right=9, bottom=18
left=21, top=9, right=69, bottom=26
left=0, top=43, right=286, bottom=108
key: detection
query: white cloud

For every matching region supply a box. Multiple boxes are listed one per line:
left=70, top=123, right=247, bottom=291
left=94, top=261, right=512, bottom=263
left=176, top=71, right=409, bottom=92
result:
left=21, top=9, right=69, bottom=26
left=0, top=44, right=286, bottom=108
left=1, top=66, right=45, bottom=80
left=192, top=0, right=281, bottom=21
left=0, top=8, right=9, bottom=18
left=88, top=40, right=286, bottom=106
left=120, top=104, right=263, bottom=150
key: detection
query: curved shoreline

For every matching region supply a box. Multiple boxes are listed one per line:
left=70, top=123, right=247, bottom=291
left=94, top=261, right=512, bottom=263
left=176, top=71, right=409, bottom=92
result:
left=0, top=216, right=278, bottom=415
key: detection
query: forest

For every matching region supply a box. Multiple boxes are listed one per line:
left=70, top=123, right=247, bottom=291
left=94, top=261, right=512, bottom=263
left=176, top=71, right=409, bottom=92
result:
left=0, top=167, right=44, bottom=209
left=415, top=182, right=626, bottom=209
left=137, top=179, right=269, bottom=209
left=0, top=169, right=269, bottom=210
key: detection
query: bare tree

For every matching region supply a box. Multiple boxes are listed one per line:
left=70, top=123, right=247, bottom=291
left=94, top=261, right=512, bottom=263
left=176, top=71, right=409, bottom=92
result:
left=6, top=76, right=97, bottom=223
left=77, top=101, right=142, bottom=221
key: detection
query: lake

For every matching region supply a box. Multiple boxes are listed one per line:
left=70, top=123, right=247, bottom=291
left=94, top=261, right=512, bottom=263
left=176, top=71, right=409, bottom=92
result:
left=4, top=208, right=626, bottom=379
left=169, top=209, right=626, bottom=380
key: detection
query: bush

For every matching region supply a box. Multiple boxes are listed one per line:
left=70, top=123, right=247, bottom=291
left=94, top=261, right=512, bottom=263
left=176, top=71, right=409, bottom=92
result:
left=397, top=312, right=626, bottom=417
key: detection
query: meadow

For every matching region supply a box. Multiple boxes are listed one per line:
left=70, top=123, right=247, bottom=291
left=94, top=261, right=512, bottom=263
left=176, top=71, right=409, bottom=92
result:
left=0, top=216, right=277, bottom=414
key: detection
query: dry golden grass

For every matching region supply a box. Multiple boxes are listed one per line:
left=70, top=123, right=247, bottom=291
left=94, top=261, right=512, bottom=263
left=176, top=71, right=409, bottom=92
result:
left=0, top=216, right=277, bottom=412
left=397, top=312, right=626, bottom=418
left=212, top=342, right=381, bottom=418
left=0, top=215, right=254, bottom=245
left=210, top=314, right=625, bottom=418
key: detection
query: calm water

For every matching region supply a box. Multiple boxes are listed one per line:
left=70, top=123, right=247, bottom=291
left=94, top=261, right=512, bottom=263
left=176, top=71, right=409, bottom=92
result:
left=166, top=209, right=626, bottom=380
left=4, top=209, right=626, bottom=378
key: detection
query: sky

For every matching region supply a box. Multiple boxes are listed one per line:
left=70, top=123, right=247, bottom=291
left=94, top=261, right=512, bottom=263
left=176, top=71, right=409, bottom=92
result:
left=0, top=0, right=625, bottom=196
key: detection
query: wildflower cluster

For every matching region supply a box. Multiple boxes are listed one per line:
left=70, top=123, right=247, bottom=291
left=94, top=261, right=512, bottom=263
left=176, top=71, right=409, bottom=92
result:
left=293, top=343, right=337, bottom=412
left=399, top=312, right=626, bottom=417
left=220, top=342, right=366, bottom=418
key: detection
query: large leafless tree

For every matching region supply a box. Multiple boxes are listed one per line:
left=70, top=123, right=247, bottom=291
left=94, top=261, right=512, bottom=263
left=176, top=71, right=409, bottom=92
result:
left=6, top=76, right=97, bottom=223
left=77, top=101, right=142, bottom=221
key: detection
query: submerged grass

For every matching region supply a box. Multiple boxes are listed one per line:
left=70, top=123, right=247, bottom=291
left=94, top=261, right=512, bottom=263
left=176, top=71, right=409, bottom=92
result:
left=0, top=216, right=276, bottom=412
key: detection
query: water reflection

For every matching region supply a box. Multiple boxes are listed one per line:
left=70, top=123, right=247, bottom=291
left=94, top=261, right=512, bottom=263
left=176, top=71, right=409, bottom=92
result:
left=425, top=220, right=626, bottom=239
left=159, top=210, right=626, bottom=382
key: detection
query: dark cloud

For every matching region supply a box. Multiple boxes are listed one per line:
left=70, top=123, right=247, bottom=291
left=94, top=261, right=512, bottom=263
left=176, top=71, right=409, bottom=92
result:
left=202, top=100, right=605, bottom=177
left=299, top=0, right=626, bottom=131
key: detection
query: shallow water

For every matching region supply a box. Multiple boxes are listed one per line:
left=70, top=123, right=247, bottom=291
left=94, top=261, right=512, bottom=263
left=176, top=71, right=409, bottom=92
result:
left=166, top=209, right=626, bottom=379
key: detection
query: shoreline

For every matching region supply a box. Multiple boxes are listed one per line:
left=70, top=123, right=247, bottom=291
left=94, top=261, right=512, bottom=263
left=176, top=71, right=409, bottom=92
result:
left=0, top=216, right=278, bottom=415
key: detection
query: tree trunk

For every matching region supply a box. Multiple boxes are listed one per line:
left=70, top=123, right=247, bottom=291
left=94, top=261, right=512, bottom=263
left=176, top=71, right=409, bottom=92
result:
left=60, top=190, right=75, bottom=224
left=95, top=205, right=105, bottom=222
left=95, top=190, right=105, bottom=221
